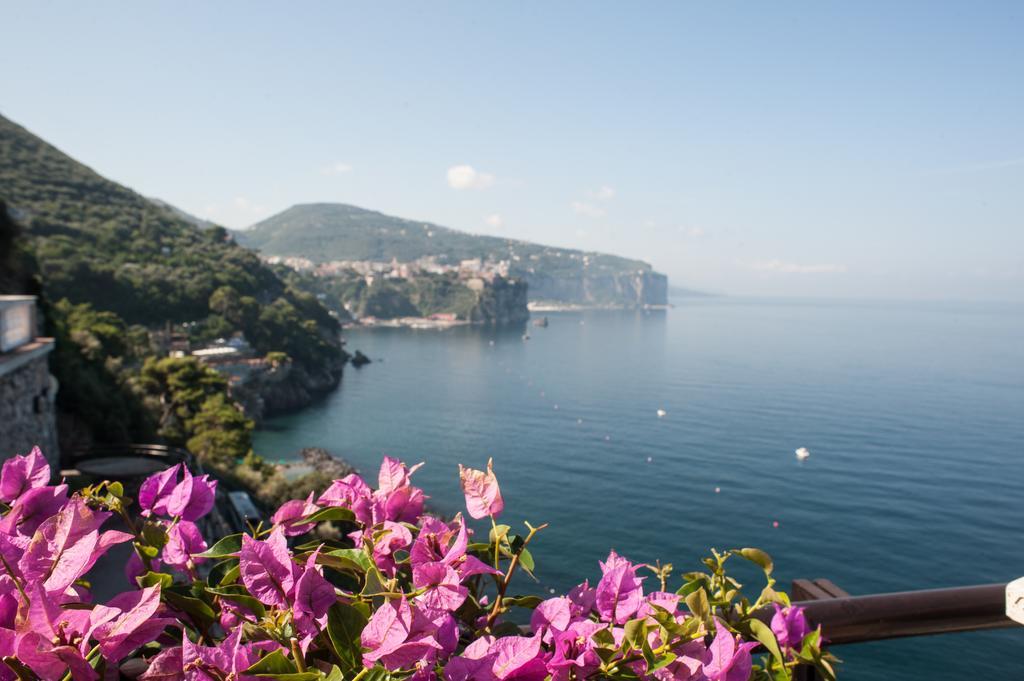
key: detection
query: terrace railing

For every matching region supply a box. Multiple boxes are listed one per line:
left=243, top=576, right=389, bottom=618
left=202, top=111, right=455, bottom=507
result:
left=770, top=578, right=1021, bottom=680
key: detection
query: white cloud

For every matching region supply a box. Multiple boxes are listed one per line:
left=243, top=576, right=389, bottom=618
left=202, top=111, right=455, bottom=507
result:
left=587, top=185, right=616, bottom=201
left=686, top=227, right=705, bottom=238
left=447, top=165, right=495, bottom=190
left=751, top=259, right=848, bottom=274
left=571, top=201, right=606, bottom=218
left=484, top=214, right=503, bottom=229
left=321, top=161, right=353, bottom=175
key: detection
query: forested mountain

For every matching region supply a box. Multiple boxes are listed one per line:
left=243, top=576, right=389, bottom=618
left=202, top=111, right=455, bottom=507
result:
left=236, top=203, right=669, bottom=307
left=0, top=113, right=346, bottom=493
left=0, top=114, right=343, bottom=368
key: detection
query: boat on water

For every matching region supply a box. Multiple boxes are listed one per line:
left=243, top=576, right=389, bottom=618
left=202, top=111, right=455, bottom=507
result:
left=533, top=316, right=549, bottom=328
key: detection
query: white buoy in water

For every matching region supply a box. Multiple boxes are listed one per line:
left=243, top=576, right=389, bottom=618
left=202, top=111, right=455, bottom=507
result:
left=646, top=456, right=653, bottom=463
left=656, top=409, right=667, bottom=418
left=795, top=447, right=810, bottom=460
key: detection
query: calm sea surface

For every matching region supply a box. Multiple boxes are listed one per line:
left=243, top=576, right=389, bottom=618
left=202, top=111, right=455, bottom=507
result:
left=255, top=297, right=1024, bottom=678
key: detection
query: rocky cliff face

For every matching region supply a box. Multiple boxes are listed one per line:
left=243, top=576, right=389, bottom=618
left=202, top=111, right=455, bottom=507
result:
left=522, top=270, right=668, bottom=307
left=469, top=277, right=530, bottom=325
left=231, top=356, right=344, bottom=424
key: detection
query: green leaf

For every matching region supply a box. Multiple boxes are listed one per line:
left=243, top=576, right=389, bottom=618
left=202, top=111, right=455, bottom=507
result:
left=163, top=590, right=216, bottom=627
left=502, top=595, right=542, bottom=609
left=684, top=588, right=710, bottom=621
left=675, top=577, right=707, bottom=597
left=592, top=627, right=616, bottom=648
left=642, top=638, right=676, bottom=672
left=738, top=548, right=774, bottom=575
left=324, top=666, right=344, bottom=681
left=318, top=548, right=372, bottom=573
left=135, top=571, right=173, bottom=590
left=141, top=522, right=168, bottom=549
left=107, top=481, right=124, bottom=498
left=748, top=619, right=784, bottom=666
left=206, top=586, right=267, bottom=618
left=244, top=651, right=296, bottom=675
left=489, top=524, right=511, bottom=544
left=137, top=543, right=159, bottom=559
left=219, top=563, right=241, bottom=586
left=196, top=533, right=243, bottom=558
left=299, top=507, right=356, bottom=524
left=326, top=602, right=368, bottom=672
left=623, top=618, right=647, bottom=651
left=517, top=548, right=535, bottom=573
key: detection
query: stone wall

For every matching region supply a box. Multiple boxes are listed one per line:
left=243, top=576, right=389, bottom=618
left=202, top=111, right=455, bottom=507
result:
left=0, top=342, right=59, bottom=467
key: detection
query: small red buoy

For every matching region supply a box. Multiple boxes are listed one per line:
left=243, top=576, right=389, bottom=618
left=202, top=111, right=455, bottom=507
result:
left=772, top=520, right=780, bottom=528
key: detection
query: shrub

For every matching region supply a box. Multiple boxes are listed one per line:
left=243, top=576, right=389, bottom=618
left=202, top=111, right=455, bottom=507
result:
left=0, top=447, right=836, bottom=680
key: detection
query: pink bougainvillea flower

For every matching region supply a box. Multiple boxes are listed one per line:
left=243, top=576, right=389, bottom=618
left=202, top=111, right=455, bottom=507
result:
left=138, top=464, right=182, bottom=517
left=0, top=447, right=50, bottom=503
left=412, top=561, right=468, bottom=612
left=703, top=620, right=758, bottom=681
left=378, top=456, right=425, bottom=494
left=370, top=457, right=427, bottom=525
left=771, top=604, right=811, bottom=654
left=638, top=590, right=682, bottom=619
left=19, top=497, right=132, bottom=597
left=317, top=473, right=374, bottom=524
left=90, top=585, right=177, bottom=663
left=140, top=465, right=217, bottom=521
left=489, top=633, right=548, bottom=680
left=165, top=467, right=217, bottom=522
left=595, top=550, right=645, bottom=624
left=458, top=459, right=503, bottom=520
left=411, top=516, right=466, bottom=567
left=138, top=646, right=184, bottom=681
left=444, top=635, right=497, bottom=681
left=0, top=575, right=20, bottom=629
left=271, top=492, right=320, bottom=537
left=370, top=521, right=414, bottom=576
left=566, top=580, right=597, bottom=617
left=163, top=520, right=208, bottom=572
left=239, top=527, right=297, bottom=608
left=361, top=597, right=447, bottom=670
left=444, top=633, right=547, bottom=681
left=411, top=515, right=498, bottom=584
left=292, top=549, right=336, bottom=640
left=15, top=631, right=97, bottom=681
left=530, top=596, right=573, bottom=644
left=546, top=620, right=604, bottom=681
left=651, top=639, right=709, bottom=681
left=182, top=627, right=262, bottom=681
left=0, top=483, right=69, bottom=538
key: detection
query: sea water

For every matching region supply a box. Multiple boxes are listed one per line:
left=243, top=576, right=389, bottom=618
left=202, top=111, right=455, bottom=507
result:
left=254, top=297, right=1024, bottom=678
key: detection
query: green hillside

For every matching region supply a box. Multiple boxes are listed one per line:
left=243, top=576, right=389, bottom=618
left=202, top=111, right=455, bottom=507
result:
left=236, top=203, right=669, bottom=307
left=0, top=114, right=343, bottom=365
left=0, top=113, right=346, bottom=461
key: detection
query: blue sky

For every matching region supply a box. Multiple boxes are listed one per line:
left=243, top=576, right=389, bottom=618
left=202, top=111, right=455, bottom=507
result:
left=2, top=2, right=1021, bottom=299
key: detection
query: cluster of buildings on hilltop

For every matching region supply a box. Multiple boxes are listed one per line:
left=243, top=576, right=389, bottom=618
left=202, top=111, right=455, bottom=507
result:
left=264, top=255, right=513, bottom=285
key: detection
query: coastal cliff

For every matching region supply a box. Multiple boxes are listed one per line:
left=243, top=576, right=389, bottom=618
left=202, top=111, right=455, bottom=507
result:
left=467, top=276, right=530, bottom=324
left=523, top=269, right=668, bottom=307
left=231, top=354, right=345, bottom=424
